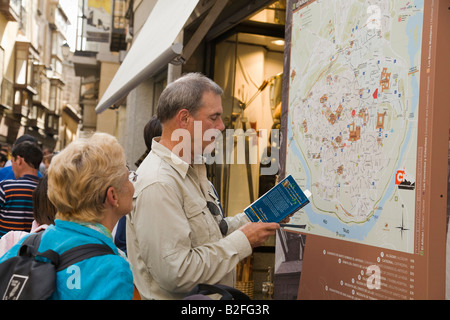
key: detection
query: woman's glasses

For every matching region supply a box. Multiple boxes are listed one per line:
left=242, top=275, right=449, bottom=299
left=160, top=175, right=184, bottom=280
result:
left=126, top=165, right=138, bottom=182
left=128, top=170, right=138, bottom=182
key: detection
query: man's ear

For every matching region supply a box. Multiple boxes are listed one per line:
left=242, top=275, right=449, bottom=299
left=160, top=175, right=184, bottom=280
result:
left=175, top=109, right=190, bottom=129
left=14, top=156, right=23, bottom=166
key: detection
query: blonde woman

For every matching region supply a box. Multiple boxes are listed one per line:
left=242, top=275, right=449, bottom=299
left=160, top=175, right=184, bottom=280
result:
left=0, top=133, right=135, bottom=299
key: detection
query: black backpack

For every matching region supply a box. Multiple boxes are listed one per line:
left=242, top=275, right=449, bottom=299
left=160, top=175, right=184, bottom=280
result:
left=0, top=231, right=114, bottom=300
left=183, top=283, right=251, bottom=300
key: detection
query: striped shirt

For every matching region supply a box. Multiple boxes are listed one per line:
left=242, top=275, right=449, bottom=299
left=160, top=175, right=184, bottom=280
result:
left=0, top=174, right=40, bottom=238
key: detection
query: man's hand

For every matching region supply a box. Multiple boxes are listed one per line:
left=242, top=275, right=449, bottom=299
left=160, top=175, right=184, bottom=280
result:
left=279, top=214, right=292, bottom=224
left=239, top=222, right=280, bottom=248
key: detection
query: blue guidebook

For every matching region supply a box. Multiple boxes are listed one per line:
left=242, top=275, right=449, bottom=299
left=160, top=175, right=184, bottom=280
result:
left=244, top=174, right=310, bottom=223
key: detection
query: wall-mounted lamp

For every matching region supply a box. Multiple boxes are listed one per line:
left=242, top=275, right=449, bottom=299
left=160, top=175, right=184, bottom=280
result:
left=61, top=42, right=70, bottom=59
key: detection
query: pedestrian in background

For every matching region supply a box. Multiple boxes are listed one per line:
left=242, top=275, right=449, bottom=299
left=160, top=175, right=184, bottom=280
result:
left=115, top=115, right=162, bottom=254
left=0, top=134, right=43, bottom=181
left=0, top=174, right=56, bottom=256
left=0, top=141, right=43, bottom=238
left=134, top=115, right=162, bottom=168
left=0, top=153, right=7, bottom=168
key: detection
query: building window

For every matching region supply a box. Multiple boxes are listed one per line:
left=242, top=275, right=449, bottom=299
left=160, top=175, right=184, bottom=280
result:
left=14, top=41, right=33, bottom=86
left=13, top=41, right=36, bottom=116
left=110, top=0, right=128, bottom=52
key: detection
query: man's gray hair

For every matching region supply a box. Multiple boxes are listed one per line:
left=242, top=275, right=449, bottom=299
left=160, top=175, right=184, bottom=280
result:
left=156, top=73, right=223, bottom=123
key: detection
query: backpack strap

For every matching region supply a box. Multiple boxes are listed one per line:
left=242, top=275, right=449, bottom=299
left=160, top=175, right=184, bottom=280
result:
left=18, top=231, right=115, bottom=272
left=18, top=232, right=115, bottom=271
left=18, top=232, right=43, bottom=257
left=56, top=243, right=115, bottom=272
left=19, top=232, right=59, bottom=264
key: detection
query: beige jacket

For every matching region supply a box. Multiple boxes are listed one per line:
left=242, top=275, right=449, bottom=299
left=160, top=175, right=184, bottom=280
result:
left=126, top=139, right=252, bottom=300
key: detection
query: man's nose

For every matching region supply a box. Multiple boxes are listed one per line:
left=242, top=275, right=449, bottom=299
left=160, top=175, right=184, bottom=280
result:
left=217, top=117, right=225, bottom=131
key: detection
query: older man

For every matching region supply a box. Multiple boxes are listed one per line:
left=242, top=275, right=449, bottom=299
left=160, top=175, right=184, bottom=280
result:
left=127, top=73, right=279, bottom=300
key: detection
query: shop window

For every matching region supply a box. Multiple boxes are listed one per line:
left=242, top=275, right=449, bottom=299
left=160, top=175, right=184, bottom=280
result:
left=212, top=30, right=284, bottom=217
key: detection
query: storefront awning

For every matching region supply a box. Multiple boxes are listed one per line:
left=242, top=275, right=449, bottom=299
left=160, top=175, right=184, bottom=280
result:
left=95, top=0, right=199, bottom=113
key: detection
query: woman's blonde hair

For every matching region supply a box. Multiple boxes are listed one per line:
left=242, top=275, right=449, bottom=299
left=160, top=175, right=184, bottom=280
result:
left=47, top=132, right=127, bottom=223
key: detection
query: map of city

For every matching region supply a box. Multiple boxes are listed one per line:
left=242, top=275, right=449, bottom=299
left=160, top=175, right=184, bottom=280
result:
left=286, top=0, right=424, bottom=253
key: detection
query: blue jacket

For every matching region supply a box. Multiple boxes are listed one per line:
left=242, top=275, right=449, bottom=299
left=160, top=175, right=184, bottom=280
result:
left=0, top=219, right=134, bottom=300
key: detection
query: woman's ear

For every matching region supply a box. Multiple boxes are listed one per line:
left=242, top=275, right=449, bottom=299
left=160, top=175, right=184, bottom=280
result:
left=104, top=186, right=119, bottom=206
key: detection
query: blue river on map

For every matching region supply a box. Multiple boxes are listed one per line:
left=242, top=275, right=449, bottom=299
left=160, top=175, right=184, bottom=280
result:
left=288, top=0, right=424, bottom=242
